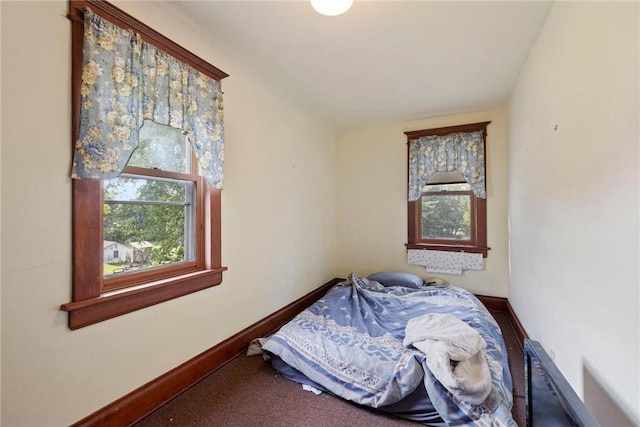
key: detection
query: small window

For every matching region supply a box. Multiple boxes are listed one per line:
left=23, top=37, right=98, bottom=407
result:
left=421, top=176, right=472, bottom=242
left=405, top=122, right=489, bottom=257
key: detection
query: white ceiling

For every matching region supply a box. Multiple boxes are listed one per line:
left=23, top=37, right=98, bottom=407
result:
left=169, top=1, right=553, bottom=130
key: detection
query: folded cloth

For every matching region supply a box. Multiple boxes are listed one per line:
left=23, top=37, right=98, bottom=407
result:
left=247, top=337, right=269, bottom=359
left=403, top=313, right=492, bottom=405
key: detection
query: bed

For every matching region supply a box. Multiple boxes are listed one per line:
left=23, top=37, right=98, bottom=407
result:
left=258, top=272, right=517, bottom=427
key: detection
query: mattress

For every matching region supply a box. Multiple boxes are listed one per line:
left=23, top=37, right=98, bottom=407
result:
left=261, top=273, right=516, bottom=427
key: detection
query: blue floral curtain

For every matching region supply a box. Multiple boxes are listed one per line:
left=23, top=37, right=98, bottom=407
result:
left=408, top=131, right=485, bottom=201
left=71, top=8, right=225, bottom=188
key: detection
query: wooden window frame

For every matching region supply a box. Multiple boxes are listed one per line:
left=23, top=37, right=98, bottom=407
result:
left=101, top=163, right=203, bottom=293
left=418, top=187, right=476, bottom=244
left=405, top=122, right=490, bottom=258
left=61, top=0, right=228, bottom=330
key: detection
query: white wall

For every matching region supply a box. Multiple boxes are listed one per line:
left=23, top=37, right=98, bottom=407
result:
left=0, top=2, right=337, bottom=426
left=335, top=108, right=510, bottom=297
left=507, top=1, right=639, bottom=423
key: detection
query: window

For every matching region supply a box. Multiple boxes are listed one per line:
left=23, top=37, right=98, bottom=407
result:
left=405, top=122, right=490, bottom=257
left=421, top=176, right=472, bottom=241
left=61, top=0, right=228, bottom=330
left=102, top=121, right=202, bottom=290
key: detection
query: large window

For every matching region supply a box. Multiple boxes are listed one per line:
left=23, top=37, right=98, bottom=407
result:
left=61, top=0, right=228, bottom=329
left=406, top=122, right=489, bottom=257
left=102, top=121, right=201, bottom=290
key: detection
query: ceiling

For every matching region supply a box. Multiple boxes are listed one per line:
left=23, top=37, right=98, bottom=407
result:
left=168, top=1, right=552, bottom=130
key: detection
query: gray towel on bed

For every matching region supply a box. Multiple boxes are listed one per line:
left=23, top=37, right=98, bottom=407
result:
left=403, top=313, right=492, bottom=405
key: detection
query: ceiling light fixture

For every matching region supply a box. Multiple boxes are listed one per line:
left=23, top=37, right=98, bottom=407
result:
left=310, top=0, right=353, bottom=16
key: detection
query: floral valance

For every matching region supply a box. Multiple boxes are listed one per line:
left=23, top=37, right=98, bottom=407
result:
left=71, top=8, right=225, bottom=188
left=408, top=131, right=486, bottom=201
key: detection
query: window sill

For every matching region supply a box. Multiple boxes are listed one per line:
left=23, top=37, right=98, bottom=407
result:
left=61, top=267, right=227, bottom=330
left=406, top=243, right=490, bottom=258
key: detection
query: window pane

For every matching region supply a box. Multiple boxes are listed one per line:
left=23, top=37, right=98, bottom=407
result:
left=426, top=171, right=467, bottom=186
left=423, top=182, right=471, bottom=192
left=127, top=120, right=189, bottom=173
left=104, top=176, right=188, bottom=203
left=103, top=176, right=195, bottom=277
left=421, top=193, right=471, bottom=240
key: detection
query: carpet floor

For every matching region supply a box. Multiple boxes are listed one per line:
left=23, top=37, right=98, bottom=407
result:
left=135, top=310, right=525, bottom=427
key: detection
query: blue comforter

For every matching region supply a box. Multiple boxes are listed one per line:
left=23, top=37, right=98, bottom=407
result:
left=262, top=273, right=516, bottom=426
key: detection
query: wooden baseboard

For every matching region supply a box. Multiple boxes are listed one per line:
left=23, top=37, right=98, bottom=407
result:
left=475, top=294, right=509, bottom=312
left=476, top=294, right=529, bottom=351
left=71, top=278, right=342, bottom=427
left=506, top=299, right=529, bottom=350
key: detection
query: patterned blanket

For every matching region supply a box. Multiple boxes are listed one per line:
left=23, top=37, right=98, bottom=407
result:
left=262, top=273, right=516, bottom=426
